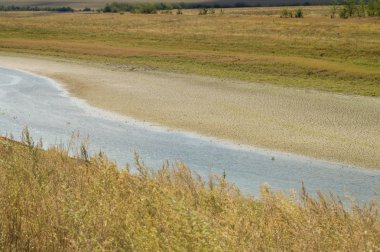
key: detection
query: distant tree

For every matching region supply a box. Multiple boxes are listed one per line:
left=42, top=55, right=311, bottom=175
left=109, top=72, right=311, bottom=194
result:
left=136, top=5, right=157, bottom=14
left=367, top=0, right=380, bottom=16
left=103, top=4, right=112, bottom=12
left=357, top=0, right=367, bottom=16
left=330, top=0, right=339, bottom=18
left=280, top=8, right=291, bottom=18
left=339, top=7, right=349, bottom=18
left=294, top=8, right=304, bottom=17
left=344, top=0, right=357, bottom=17
left=198, top=8, right=208, bottom=15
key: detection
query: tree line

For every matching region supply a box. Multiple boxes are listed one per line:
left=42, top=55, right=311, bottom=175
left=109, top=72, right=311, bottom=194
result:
left=0, top=0, right=379, bottom=16
left=102, top=1, right=317, bottom=14
left=0, top=5, right=74, bottom=12
left=331, top=0, right=380, bottom=18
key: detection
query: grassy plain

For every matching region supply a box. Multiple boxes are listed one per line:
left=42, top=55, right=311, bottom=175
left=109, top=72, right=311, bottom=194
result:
left=0, top=135, right=379, bottom=251
left=0, top=7, right=379, bottom=96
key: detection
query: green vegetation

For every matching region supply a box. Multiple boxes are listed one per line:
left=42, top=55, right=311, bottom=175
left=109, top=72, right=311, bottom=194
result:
left=0, top=5, right=74, bottom=12
left=0, top=0, right=333, bottom=10
left=103, top=2, right=166, bottom=13
left=334, top=0, right=380, bottom=18
left=368, top=0, right=380, bottom=16
left=281, top=8, right=304, bottom=17
left=0, top=134, right=379, bottom=250
left=101, top=1, right=272, bottom=13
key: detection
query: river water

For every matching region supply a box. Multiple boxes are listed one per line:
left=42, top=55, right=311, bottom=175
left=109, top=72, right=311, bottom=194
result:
left=0, top=67, right=379, bottom=203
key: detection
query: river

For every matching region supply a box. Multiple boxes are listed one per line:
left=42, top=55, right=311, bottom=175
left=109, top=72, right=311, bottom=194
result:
left=0, top=67, right=379, bottom=203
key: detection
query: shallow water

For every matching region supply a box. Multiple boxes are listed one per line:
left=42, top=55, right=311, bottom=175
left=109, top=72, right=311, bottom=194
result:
left=0, top=67, right=379, bottom=203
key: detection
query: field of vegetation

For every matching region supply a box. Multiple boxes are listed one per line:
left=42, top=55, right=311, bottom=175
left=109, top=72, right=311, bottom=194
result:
left=0, top=0, right=331, bottom=9
left=0, top=134, right=379, bottom=251
left=0, top=6, right=379, bottom=96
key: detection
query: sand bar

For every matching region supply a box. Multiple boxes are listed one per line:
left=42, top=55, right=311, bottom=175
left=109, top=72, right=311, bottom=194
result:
left=1, top=53, right=379, bottom=169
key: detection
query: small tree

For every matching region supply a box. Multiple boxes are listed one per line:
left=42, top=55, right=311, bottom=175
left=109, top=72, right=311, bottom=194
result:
left=330, top=0, right=338, bottom=18
left=280, top=8, right=290, bottom=18
left=294, top=8, right=304, bottom=18
left=367, top=0, right=380, bottom=16
left=344, top=0, right=357, bottom=17
left=199, top=8, right=208, bottom=15
left=357, top=0, right=367, bottom=17
left=339, top=7, right=349, bottom=18
left=103, top=4, right=112, bottom=12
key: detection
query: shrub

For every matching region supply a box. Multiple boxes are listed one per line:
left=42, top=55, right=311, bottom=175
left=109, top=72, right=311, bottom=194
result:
left=103, top=4, right=112, bottom=12
left=161, top=9, right=172, bottom=14
left=367, top=0, right=380, bottom=16
left=339, top=6, right=350, bottom=18
left=295, top=8, right=304, bottom=18
left=0, top=5, right=74, bottom=12
left=280, top=8, right=302, bottom=18
left=330, top=0, right=339, bottom=18
left=135, top=5, right=157, bottom=14
left=356, top=0, right=366, bottom=16
left=344, top=0, right=357, bottom=17
left=280, top=8, right=291, bottom=18
left=199, top=8, right=208, bottom=15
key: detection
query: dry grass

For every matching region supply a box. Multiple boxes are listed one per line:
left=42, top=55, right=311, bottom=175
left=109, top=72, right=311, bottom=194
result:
left=0, top=8, right=379, bottom=96
left=0, top=135, right=379, bottom=251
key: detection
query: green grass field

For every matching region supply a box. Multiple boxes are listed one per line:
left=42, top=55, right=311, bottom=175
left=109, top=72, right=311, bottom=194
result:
left=0, top=7, right=379, bottom=96
left=0, top=134, right=379, bottom=251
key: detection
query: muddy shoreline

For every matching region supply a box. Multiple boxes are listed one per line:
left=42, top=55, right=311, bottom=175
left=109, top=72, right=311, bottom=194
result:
left=1, top=53, right=379, bottom=169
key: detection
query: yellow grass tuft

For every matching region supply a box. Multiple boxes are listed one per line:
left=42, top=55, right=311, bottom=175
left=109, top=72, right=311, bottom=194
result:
left=0, top=134, right=379, bottom=251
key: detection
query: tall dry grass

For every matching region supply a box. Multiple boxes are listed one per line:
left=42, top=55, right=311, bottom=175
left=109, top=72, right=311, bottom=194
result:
left=0, top=133, right=379, bottom=251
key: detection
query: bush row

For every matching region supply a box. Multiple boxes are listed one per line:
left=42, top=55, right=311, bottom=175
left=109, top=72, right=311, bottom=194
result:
left=280, top=8, right=304, bottom=17
left=331, top=0, right=380, bottom=18
left=101, top=1, right=318, bottom=13
left=0, top=5, right=74, bottom=12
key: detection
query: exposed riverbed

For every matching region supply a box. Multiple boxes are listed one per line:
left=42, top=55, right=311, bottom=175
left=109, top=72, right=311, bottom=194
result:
left=0, top=67, right=379, bottom=203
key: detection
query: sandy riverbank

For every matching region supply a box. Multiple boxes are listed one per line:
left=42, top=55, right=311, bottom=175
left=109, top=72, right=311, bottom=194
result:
left=1, top=53, right=379, bottom=169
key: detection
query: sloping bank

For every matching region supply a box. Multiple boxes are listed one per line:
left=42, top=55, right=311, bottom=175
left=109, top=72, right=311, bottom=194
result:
left=0, top=53, right=379, bottom=169
left=0, top=136, right=379, bottom=251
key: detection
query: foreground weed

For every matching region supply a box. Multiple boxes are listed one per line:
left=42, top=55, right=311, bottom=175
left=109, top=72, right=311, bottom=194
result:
left=0, top=136, right=379, bottom=251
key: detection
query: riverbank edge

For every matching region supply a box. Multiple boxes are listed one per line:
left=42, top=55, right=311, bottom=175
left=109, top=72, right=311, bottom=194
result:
left=1, top=52, right=379, bottom=170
